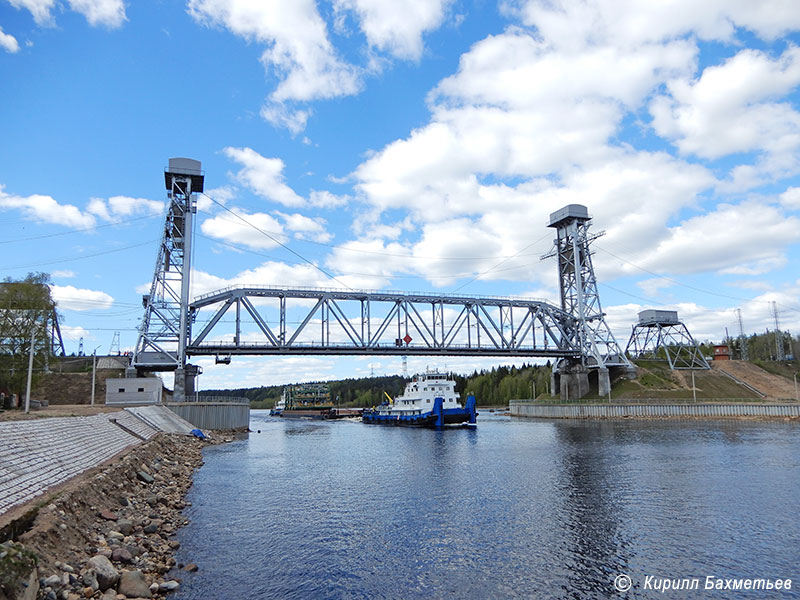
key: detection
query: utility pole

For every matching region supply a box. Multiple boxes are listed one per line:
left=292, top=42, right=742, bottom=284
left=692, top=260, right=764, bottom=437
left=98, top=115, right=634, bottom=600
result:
left=91, top=350, right=97, bottom=406
left=691, top=370, right=696, bottom=403
left=24, top=327, right=35, bottom=414
left=794, top=373, right=798, bottom=402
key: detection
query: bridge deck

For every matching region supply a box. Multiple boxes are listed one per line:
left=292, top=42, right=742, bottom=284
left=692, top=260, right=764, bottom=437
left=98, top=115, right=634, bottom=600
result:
left=181, top=285, right=581, bottom=360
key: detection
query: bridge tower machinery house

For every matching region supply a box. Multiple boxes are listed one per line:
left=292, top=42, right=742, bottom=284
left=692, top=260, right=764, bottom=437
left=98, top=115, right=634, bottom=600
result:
left=541, top=205, right=634, bottom=399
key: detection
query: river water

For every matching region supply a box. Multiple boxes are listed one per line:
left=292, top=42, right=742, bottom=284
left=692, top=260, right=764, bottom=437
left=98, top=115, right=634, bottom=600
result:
left=173, top=411, right=800, bottom=599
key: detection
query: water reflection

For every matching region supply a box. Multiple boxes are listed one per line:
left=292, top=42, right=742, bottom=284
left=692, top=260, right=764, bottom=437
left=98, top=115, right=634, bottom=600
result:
left=173, top=415, right=800, bottom=600
left=552, top=424, right=628, bottom=598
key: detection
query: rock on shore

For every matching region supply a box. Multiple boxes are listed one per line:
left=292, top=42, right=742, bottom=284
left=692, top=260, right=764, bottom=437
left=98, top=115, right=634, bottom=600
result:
left=1, top=432, right=232, bottom=599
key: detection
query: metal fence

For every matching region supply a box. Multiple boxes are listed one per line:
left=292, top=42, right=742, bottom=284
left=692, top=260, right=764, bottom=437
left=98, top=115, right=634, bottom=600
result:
left=166, top=401, right=249, bottom=430
left=510, top=400, right=800, bottom=419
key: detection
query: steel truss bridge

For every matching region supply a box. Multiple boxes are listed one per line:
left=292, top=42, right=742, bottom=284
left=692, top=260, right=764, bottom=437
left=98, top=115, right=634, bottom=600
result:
left=133, top=159, right=632, bottom=399
left=186, top=286, right=580, bottom=358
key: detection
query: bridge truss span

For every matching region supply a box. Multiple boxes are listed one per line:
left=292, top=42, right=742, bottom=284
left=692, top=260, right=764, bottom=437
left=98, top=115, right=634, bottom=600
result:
left=186, top=286, right=581, bottom=358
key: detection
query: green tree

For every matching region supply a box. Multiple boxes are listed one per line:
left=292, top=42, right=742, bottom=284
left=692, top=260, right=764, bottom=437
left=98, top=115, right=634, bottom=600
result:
left=0, top=273, right=59, bottom=398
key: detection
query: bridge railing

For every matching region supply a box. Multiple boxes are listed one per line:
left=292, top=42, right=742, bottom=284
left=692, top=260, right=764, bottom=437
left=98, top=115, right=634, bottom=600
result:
left=191, top=284, right=554, bottom=306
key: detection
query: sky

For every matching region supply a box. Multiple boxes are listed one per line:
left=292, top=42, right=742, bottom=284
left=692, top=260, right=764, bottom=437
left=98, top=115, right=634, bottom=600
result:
left=1, top=0, right=800, bottom=390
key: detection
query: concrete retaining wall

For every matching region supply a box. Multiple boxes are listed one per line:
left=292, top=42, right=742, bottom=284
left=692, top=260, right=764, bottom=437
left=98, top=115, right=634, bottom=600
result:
left=510, top=400, right=800, bottom=419
left=165, top=402, right=249, bottom=430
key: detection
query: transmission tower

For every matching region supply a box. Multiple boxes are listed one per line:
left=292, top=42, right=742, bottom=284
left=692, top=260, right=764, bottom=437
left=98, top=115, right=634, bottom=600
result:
left=109, top=331, right=120, bottom=355
left=772, top=301, right=786, bottom=361
left=736, top=308, right=748, bottom=361
left=133, top=158, right=203, bottom=400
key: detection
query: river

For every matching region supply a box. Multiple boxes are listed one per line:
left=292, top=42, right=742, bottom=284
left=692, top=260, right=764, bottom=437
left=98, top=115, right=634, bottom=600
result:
left=172, top=411, right=800, bottom=599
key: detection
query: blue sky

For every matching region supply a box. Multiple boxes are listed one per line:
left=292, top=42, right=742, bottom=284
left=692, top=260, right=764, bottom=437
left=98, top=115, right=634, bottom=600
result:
left=2, top=0, right=800, bottom=389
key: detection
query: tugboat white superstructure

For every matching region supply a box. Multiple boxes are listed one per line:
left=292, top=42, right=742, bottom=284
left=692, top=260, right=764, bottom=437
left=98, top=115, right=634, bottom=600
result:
left=362, top=370, right=477, bottom=427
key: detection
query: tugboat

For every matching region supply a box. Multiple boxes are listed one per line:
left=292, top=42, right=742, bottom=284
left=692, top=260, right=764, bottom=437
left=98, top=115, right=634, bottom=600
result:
left=269, top=391, right=286, bottom=416
left=362, top=370, right=477, bottom=427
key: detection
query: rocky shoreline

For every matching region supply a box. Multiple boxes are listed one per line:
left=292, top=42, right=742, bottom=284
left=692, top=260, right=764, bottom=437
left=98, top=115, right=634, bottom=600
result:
left=1, top=431, right=233, bottom=600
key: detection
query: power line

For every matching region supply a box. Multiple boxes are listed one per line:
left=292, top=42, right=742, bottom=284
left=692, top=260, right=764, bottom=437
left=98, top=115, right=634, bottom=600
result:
left=0, top=215, right=157, bottom=245
left=0, top=239, right=157, bottom=270
left=197, top=208, right=544, bottom=261
left=450, top=233, right=551, bottom=293
left=200, top=193, right=353, bottom=290
left=196, top=233, right=537, bottom=280
left=594, top=244, right=800, bottom=313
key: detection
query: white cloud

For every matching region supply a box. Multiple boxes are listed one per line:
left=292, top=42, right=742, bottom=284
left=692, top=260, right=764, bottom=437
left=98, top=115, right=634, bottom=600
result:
left=88, top=196, right=164, bottom=221
left=200, top=209, right=285, bottom=250
left=67, top=0, right=126, bottom=27
left=194, top=356, right=337, bottom=388
left=223, top=147, right=305, bottom=207
left=0, top=26, right=20, bottom=53
left=191, top=261, right=334, bottom=298
left=60, top=325, right=90, bottom=341
left=8, top=0, right=56, bottom=25
left=780, top=187, right=800, bottom=209
left=260, top=102, right=311, bottom=135
left=223, top=147, right=350, bottom=210
left=636, top=278, right=674, bottom=298
left=276, top=212, right=332, bottom=243
left=333, top=0, right=452, bottom=60
left=188, top=0, right=361, bottom=131
left=625, top=201, right=800, bottom=276
left=51, top=270, right=76, bottom=279
left=650, top=46, right=800, bottom=160
left=506, top=0, right=800, bottom=48
left=9, top=0, right=126, bottom=27
left=50, top=285, right=114, bottom=311
left=308, top=190, right=349, bottom=208
left=0, top=185, right=95, bottom=228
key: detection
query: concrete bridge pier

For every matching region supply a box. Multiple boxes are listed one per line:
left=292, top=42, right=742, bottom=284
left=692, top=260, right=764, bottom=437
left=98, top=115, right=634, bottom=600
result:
left=597, top=367, right=610, bottom=398
left=173, top=364, right=199, bottom=402
left=553, top=361, right=591, bottom=400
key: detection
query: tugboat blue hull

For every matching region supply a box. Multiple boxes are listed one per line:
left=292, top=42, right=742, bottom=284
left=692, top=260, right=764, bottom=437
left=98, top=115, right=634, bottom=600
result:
left=362, top=395, right=478, bottom=428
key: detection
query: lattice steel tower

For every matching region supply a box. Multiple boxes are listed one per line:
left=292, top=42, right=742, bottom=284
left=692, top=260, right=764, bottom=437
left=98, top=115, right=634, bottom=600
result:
left=133, top=158, right=203, bottom=400
left=736, top=308, right=748, bottom=361
left=543, top=205, right=630, bottom=368
left=625, top=310, right=710, bottom=369
left=772, top=301, right=786, bottom=361
left=542, top=205, right=632, bottom=397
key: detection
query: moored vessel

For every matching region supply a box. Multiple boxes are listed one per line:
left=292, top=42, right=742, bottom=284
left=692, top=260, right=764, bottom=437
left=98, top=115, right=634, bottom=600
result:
left=269, top=391, right=286, bottom=416
left=362, top=370, right=477, bottom=427
left=281, top=383, right=334, bottom=420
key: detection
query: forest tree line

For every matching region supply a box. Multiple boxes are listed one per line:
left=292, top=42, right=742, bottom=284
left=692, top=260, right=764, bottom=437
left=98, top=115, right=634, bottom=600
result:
left=200, top=363, right=555, bottom=408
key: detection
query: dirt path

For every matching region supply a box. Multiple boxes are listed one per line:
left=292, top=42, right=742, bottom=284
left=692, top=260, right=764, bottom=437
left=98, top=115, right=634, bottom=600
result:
left=0, top=404, right=122, bottom=422
left=711, top=361, right=797, bottom=400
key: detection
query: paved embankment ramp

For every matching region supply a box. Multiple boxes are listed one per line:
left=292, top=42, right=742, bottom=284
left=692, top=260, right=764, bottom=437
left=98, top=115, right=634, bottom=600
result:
left=0, top=407, right=195, bottom=516
left=510, top=401, right=800, bottom=419
left=710, top=361, right=797, bottom=399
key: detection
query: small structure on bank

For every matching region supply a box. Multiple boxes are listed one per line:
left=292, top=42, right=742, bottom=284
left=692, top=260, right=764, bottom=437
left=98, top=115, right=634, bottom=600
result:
left=712, top=344, right=731, bottom=361
left=625, top=310, right=710, bottom=370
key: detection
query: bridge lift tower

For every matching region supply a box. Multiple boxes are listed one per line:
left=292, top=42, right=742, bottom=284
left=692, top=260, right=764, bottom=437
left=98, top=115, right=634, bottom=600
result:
left=542, top=205, right=634, bottom=398
left=132, top=158, right=203, bottom=400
